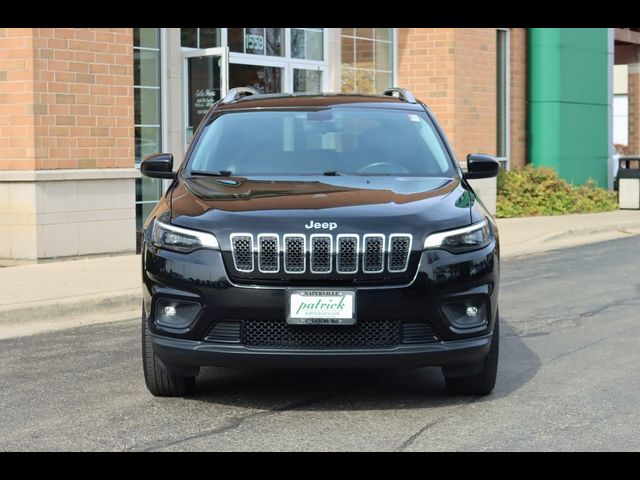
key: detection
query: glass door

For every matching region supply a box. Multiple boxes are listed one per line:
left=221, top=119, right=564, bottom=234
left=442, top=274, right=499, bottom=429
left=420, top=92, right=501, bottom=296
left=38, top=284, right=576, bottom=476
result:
left=183, top=47, right=228, bottom=147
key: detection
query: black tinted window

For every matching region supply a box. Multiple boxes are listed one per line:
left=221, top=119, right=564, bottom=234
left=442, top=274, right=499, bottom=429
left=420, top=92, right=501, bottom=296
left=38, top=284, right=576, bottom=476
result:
left=188, top=108, right=453, bottom=176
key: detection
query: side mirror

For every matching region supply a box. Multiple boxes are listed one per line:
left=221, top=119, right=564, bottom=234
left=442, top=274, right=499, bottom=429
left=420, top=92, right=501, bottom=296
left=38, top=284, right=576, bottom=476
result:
left=464, top=153, right=500, bottom=179
left=141, top=153, right=175, bottom=179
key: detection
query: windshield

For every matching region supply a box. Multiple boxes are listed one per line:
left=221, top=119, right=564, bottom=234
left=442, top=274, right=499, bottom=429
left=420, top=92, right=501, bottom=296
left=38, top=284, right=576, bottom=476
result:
left=187, top=108, right=454, bottom=177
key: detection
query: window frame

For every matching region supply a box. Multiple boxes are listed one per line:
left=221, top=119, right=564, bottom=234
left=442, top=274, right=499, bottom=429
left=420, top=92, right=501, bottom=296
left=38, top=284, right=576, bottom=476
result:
left=134, top=28, right=164, bottom=230
left=496, top=28, right=510, bottom=170
left=339, top=28, right=395, bottom=94
left=180, top=28, right=223, bottom=50
left=180, top=28, right=329, bottom=93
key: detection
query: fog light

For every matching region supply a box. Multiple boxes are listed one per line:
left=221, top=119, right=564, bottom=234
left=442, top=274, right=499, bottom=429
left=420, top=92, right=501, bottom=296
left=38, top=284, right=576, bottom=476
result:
left=441, top=300, right=488, bottom=331
left=155, top=299, right=201, bottom=330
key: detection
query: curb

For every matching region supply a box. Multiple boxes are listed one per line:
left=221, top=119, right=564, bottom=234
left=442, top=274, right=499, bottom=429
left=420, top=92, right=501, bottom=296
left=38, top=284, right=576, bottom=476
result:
left=500, top=222, right=640, bottom=259
left=541, top=221, right=640, bottom=243
left=0, top=289, right=141, bottom=326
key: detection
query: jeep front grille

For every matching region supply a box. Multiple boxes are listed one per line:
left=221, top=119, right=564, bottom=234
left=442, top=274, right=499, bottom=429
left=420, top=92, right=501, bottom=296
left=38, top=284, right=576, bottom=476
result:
left=388, top=235, right=412, bottom=273
left=336, top=235, right=358, bottom=274
left=283, top=235, right=305, bottom=273
left=230, top=234, right=254, bottom=272
left=363, top=234, right=385, bottom=273
left=258, top=234, right=279, bottom=273
left=310, top=234, right=332, bottom=273
left=229, top=233, right=412, bottom=275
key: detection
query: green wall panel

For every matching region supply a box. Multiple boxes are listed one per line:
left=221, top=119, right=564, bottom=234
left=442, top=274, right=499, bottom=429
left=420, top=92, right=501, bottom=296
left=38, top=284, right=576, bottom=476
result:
left=528, top=28, right=609, bottom=187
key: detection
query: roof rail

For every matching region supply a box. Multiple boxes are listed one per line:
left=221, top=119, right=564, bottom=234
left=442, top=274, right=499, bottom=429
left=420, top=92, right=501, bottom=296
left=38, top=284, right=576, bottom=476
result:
left=382, top=88, right=417, bottom=104
left=221, top=87, right=259, bottom=104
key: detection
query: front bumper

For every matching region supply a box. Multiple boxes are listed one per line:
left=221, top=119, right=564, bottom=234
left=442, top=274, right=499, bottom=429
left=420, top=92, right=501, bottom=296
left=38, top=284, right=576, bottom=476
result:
left=142, top=239, right=499, bottom=375
left=152, top=333, right=492, bottom=376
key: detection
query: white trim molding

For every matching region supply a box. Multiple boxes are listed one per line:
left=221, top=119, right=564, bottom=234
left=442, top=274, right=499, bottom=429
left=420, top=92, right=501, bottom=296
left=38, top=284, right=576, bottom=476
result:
left=496, top=28, right=510, bottom=169
left=0, top=168, right=140, bottom=183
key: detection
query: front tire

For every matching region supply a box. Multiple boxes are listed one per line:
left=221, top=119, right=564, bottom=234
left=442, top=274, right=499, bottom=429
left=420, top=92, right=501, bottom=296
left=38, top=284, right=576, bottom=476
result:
left=142, top=307, right=195, bottom=397
left=444, top=312, right=499, bottom=396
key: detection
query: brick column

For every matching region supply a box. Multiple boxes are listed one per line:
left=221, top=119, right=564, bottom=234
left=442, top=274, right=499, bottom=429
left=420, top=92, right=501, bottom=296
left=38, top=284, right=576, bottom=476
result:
left=396, top=28, right=497, bottom=161
left=0, top=28, right=138, bottom=262
left=396, top=28, right=500, bottom=214
left=0, top=28, right=37, bottom=170
left=628, top=63, right=640, bottom=155
left=509, top=29, right=527, bottom=170
left=396, top=28, right=457, bottom=135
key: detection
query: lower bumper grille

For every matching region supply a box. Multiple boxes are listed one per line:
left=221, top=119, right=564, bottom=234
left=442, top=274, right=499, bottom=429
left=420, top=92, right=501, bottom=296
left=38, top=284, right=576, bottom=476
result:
left=204, top=319, right=438, bottom=349
left=244, top=319, right=400, bottom=349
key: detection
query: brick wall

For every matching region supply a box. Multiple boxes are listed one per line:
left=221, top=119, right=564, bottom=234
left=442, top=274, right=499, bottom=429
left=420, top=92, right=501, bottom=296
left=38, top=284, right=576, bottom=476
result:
left=0, top=28, right=37, bottom=169
left=0, top=28, right=134, bottom=170
left=451, top=28, right=496, bottom=159
left=397, top=28, right=494, bottom=162
left=510, top=28, right=527, bottom=169
left=396, top=28, right=456, bottom=134
left=397, top=28, right=528, bottom=168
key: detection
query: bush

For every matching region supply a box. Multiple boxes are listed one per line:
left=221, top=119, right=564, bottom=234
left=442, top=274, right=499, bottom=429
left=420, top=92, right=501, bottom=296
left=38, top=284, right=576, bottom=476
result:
left=496, top=166, right=618, bottom=218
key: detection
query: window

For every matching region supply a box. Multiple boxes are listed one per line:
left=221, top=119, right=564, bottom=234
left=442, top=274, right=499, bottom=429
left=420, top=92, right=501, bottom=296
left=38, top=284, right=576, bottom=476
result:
left=229, top=64, right=283, bottom=94
left=228, top=28, right=284, bottom=56
left=134, top=28, right=163, bottom=231
left=180, top=28, right=221, bottom=49
left=291, top=28, right=324, bottom=61
left=293, top=69, right=322, bottom=93
left=341, top=28, right=393, bottom=94
left=496, top=29, right=509, bottom=169
left=613, top=94, right=629, bottom=146
left=188, top=109, right=453, bottom=177
left=187, top=55, right=223, bottom=133
left=224, top=29, right=326, bottom=94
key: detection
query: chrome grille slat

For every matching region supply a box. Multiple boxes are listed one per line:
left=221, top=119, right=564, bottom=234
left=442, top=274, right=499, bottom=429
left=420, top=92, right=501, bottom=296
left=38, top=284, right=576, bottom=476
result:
left=230, top=233, right=254, bottom=272
left=362, top=234, right=385, bottom=273
left=310, top=234, right=332, bottom=274
left=283, top=234, right=305, bottom=274
left=388, top=234, right=412, bottom=273
left=336, top=234, right=358, bottom=274
left=257, top=234, right=279, bottom=273
left=230, top=233, right=412, bottom=275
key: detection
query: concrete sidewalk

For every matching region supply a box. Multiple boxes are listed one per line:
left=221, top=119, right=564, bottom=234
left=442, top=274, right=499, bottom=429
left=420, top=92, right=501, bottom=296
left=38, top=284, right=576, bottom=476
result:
left=1, top=209, right=639, bottom=338
left=0, top=255, right=141, bottom=338
left=497, top=210, right=640, bottom=258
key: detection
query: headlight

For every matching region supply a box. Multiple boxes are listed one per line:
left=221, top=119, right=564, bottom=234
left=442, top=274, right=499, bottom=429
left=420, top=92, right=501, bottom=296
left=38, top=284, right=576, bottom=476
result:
left=151, top=219, right=219, bottom=253
left=423, top=219, right=491, bottom=253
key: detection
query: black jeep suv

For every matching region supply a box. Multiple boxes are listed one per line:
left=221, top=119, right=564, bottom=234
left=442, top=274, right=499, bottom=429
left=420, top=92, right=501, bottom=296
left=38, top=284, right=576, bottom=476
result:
left=140, top=87, right=500, bottom=397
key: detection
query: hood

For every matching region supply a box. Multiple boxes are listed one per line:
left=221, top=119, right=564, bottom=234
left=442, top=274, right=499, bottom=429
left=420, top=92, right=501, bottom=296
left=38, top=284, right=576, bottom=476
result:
left=170, top=175, right=473, bottom=248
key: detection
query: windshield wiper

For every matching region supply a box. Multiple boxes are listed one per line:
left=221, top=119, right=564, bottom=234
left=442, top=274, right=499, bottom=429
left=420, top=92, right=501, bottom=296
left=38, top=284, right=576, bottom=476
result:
left=322, top=170, right=343, bottom=176
left=189, top=170, right=233, bottom=177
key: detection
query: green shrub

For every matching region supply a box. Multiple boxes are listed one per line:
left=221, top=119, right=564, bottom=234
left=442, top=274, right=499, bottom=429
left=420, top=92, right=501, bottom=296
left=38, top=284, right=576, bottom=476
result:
left=496, top=166, right=618, bottom=218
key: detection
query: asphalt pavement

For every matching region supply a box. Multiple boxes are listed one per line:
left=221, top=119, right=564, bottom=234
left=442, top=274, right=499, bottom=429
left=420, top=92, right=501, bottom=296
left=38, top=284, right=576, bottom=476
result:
left=1, top=236, right=639, bottom=451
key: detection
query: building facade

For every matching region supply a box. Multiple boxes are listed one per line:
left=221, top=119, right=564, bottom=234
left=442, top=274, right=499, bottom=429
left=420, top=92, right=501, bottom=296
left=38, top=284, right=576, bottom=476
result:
left=0, top=28, right=620, bottom=262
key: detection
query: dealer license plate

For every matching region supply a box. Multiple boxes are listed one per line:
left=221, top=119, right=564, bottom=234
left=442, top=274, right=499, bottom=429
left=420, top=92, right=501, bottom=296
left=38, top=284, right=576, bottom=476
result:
left=286, top=289, right=356, bottom=325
